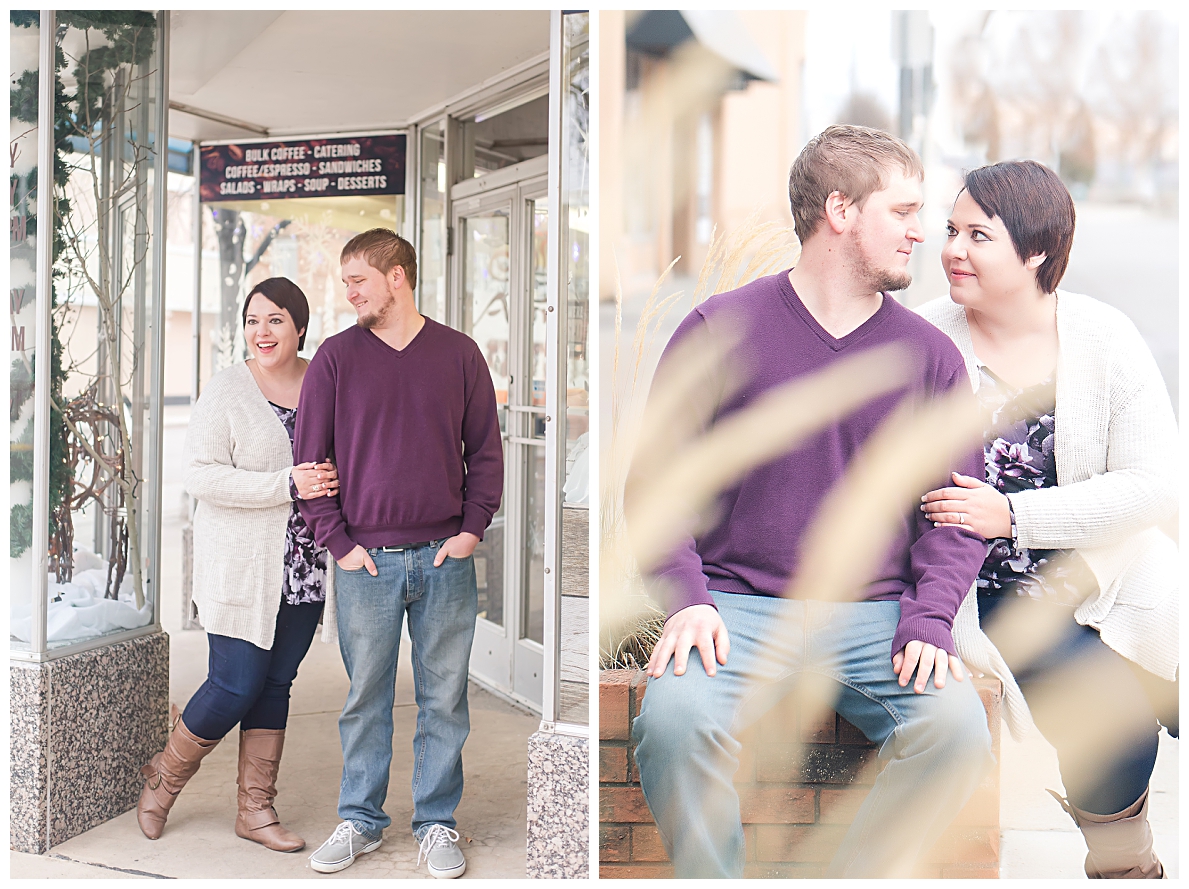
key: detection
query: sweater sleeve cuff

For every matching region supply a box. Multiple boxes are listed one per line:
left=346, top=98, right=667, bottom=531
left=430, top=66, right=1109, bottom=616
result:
left=326, top=530, right=358, bottom=563
left=890, top=617, right=957, bottom=662
left=654, top=567, right=716, bottom=619
left=667, top=595, right=718, bottom=620
left=460, top=508, right=490, bottom=541
left=1005, top=491, right=1038, bottom=549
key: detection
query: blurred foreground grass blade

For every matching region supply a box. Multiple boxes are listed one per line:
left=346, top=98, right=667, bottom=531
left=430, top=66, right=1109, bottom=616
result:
left=630, top=257, right=681, bottom=392
left=783, top=387, right=983, bottom=604
left=754, top=386, right=983, bottom=878
left=626, top=342, right=914, bottom=576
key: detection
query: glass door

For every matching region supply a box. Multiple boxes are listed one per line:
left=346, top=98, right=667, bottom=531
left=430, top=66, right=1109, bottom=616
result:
left=461, top=203, right=510, bottom=652
left=513, top=194, right=549, bottom=702
left=453, top=170, right=548, bottom=710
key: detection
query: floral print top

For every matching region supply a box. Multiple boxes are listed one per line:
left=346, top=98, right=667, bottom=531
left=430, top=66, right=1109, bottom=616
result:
left=975, top=366, right=1096, bottom=607
left=269, top=402, right=328, bottom=605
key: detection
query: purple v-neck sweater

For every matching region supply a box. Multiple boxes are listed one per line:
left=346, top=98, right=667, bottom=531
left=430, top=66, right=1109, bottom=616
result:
left=641, top=271, right=985, bottom=658
left=294, top=319, right=503, bottom=561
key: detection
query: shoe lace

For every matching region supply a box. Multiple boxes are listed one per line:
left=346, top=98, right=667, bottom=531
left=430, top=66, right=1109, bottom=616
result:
left=417, top=824, right=460, bottom=867
left=328, top=821, right=357, bottom=847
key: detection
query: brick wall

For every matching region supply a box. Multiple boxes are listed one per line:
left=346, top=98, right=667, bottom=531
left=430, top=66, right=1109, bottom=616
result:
left=599, top=669, right=1002, bottom=878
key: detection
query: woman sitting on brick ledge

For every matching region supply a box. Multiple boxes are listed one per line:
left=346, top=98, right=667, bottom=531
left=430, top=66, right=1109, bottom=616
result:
left=919, top=160, right=1178, bottom=880
left=137, top=277, right=338, bottom=852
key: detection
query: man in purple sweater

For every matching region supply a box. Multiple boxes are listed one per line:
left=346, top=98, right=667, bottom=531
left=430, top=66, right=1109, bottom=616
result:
left=630, top=126, right=993, bottom=877
left=294, top=230, right=502, bottom=878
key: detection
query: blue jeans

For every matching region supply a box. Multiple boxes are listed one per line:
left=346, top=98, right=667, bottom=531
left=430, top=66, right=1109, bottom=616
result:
left=632, top=592, right=994, bottom=878
left=184, top=600, right=324, bottom=740
left=980, top=594, right=1177, bottom=814
left=334, top=541, right=478, bottom=839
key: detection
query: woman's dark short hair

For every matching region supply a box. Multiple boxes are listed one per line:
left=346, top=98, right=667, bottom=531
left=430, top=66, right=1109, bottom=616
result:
left=963, top=160, right=1076, bottom=294
left=242, top=277, right=311, bottom=350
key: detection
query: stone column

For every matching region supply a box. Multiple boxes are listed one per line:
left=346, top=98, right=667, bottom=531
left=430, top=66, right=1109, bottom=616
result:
left=526, top=730, right=589, bottom=878
left=9, top=632, right=170, bottom=853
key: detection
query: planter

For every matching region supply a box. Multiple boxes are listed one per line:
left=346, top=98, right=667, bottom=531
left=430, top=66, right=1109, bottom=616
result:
left=598, top=668, right=1002, bottom=878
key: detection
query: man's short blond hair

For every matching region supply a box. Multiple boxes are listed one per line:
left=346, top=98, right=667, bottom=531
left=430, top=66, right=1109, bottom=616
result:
left=788, top=125, right=924, bottom=243
left=340, top=228, right=418, bottom=290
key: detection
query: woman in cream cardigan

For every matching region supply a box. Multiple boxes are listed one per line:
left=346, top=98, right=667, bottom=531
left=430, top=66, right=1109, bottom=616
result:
left=917, top=161, right=1178, bottom=880
left=137, top=277, right=338, bottom=852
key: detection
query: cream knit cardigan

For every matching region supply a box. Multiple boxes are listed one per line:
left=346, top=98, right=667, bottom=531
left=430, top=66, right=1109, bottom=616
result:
left=185, top=361, right=336, bottom=650
left=918, top=292, right=1179, bottom=740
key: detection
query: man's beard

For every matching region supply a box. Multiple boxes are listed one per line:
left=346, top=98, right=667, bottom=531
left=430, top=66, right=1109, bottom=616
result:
left=357, top=290, right=396, bottom=329
left=851, top=222, right=912, bottom=294
left=863, top=262, right=912, bottom=294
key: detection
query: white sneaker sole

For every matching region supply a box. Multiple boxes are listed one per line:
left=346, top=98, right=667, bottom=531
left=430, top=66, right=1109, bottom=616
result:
left=427, top=858, right=466, bottom=879
left=310, top=837, right=383, bottom=874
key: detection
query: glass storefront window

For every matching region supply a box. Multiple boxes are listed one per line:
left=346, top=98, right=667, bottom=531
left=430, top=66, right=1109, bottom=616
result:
left=11, top=12, right=167, bottom=654
left=419, top=121, right=447, bottom=323
left=201, top=193, right=406, bottom=373
left=554, top=11, right=590, bottom=726
left=560, top=13, right=590, bottom=509
left=472, top=94, right=551, bottom=175
left=9, top=13, right=43, bottom=653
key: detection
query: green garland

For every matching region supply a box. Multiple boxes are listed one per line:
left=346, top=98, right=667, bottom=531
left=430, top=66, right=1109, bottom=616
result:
left=9, top=11, right=156, bottom=558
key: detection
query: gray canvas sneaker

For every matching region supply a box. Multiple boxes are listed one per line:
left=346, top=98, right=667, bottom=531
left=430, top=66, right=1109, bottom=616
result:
left=417, top=824, right=466, bottom=879
left=309, top=821, right=383, bottom=873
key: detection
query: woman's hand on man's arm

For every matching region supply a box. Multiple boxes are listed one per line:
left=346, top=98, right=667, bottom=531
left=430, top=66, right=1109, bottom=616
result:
left=292, top=461, right=339, bottom=499
left=921, top=472, right=1011, bottom=539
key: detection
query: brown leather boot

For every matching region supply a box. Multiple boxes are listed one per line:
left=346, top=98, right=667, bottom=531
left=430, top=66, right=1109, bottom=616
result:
left=1049, top=788, right=1165, bottom=878
left=137, top=717, right=220, bottom=840
left=234, top=728, right=305, bottom=852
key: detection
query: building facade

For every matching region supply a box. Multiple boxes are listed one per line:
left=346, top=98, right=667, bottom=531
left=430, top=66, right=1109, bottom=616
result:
left=9, top=11, right=589, bottom=877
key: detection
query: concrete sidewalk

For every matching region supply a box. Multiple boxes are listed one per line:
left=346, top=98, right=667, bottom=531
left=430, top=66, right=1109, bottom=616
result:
left=999, top=720, right=1179, bottom=879
left=11, top=406, right=541, bottom=879
left=9, top=622, right=1179, bottom=879
left=10, top=630, right=540, bottom=880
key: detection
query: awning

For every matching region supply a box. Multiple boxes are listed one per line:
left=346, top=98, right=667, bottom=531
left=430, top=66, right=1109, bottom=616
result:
left=625, top=10, right=779, bottom=84
left=167, top=11, right=550, bottom=142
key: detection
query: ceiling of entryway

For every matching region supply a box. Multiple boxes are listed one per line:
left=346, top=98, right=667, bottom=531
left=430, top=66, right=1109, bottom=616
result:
left=168, top=10, right=550, bottom=142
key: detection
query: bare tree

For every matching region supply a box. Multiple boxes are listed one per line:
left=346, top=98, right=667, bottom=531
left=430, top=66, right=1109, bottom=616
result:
left=39, top=14, right=158, bottom=605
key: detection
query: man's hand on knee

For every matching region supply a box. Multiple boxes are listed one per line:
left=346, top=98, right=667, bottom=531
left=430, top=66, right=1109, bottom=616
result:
left=646, top=604, right=730, bottom=679
left=892, top=640, right=966, bottom=693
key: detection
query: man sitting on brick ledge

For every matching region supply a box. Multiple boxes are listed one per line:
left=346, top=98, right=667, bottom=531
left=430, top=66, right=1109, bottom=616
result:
left=627, top=125, right=994, bottom=878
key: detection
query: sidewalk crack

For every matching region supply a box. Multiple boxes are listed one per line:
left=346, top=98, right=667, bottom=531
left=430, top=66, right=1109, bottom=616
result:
left=48, top=853, right=173, bottom=879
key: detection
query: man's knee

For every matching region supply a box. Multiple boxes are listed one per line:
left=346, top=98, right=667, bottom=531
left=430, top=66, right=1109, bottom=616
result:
left=912, top=684, right=994, bottom=769
left=894, top=684, right=998, bottom=765
left=633, top=673, right=736, bottom=766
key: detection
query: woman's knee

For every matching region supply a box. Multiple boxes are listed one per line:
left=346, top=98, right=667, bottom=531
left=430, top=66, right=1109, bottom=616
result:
left=255, top=675, right=295, bottom=705
left=205, top=664, right=269, bottom=713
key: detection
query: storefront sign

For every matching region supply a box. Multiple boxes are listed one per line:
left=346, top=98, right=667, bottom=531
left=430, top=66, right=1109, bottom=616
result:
left=199, top=134, right=406, bottom=202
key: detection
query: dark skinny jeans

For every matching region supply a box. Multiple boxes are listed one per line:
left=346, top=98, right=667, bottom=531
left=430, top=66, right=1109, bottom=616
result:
left=183, top=600, right=324, bottom=741
left=980, top=594, right=1178, bottom=816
